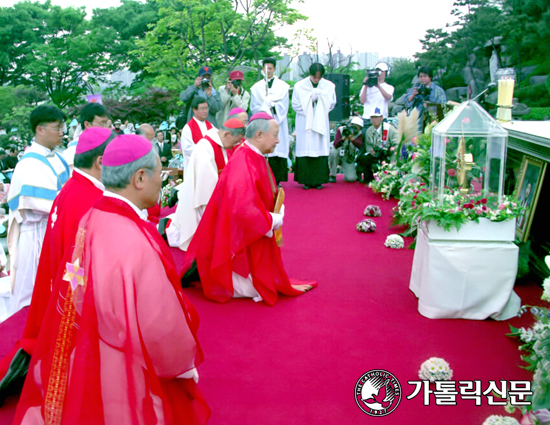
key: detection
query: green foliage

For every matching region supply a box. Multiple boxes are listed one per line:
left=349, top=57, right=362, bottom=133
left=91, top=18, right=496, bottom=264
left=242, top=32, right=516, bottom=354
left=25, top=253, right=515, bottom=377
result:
left=136, top=0, right=306, bottom=91
left=515, top=83, right=550, bottom=108
left=1, top=104, right=35, bottom=146
left=389, top=58, right=417, bottom=100
left=522, top=107, right=550, bottom=121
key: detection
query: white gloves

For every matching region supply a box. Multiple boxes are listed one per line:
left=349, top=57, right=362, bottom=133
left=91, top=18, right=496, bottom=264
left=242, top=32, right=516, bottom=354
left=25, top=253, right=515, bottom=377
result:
left=311, top=90, right=320, bottom=102
left=266, top=204, right=285, bottom=237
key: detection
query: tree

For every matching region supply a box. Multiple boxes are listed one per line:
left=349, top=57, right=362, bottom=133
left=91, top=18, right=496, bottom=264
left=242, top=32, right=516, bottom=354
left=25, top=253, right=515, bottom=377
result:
left=136, top=0, right=306, bottom=91
left=90, top=0, right=159, bottom=76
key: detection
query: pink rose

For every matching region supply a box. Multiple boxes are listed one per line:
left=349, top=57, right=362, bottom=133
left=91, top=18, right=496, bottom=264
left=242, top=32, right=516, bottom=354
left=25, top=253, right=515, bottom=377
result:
left=447, top=168, right=457, bottom=177
left=476, top=210, right=482, bottom=215
left=390, top=146, right=395, bottom=151
left=499, top=204, right=505, bottom=210
left=412, top=136, right=418, bottom=145
left=481, top=198, right=487, bottom=204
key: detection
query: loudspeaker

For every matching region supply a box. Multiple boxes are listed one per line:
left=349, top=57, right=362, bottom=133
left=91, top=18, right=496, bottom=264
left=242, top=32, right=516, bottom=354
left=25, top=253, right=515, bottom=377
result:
left=325, top=73, right=350, bottom=122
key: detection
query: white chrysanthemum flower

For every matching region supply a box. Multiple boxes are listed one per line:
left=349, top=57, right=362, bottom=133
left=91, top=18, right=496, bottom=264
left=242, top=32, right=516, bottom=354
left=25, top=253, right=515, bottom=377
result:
left=418, top=357, right=453, bottom=382
left=482, top=415, right=520, bottom=425
left=384, top=234, right=404, bottom=249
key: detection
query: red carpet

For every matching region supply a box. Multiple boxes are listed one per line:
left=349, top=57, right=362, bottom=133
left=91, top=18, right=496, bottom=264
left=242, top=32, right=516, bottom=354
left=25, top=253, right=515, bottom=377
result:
left=0, top=174, right=542, bottom=424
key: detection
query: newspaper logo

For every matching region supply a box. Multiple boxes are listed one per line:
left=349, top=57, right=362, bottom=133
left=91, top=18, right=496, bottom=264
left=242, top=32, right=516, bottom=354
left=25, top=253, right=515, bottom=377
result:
left=355, top=369, right=402, bottom=416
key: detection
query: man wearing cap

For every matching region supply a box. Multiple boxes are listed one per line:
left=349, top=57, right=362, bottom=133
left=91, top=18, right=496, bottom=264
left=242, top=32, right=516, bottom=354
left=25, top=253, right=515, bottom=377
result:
left=292, top=63, right=336, bottom=190
left=169, top=118, right=246, bottom=251
left=0, top=127, right=115, bottom=401
left=181, top=97, right=214, bottom=170
left=181, top=112, right=316, bottom=305
left=113, top=119, right=124, bottom=135
left=13, top=134, right=210, bottom=425
left=328, top=116, right=364, bottom=183
left=251, top=57, right=291, bottom=185
left=7, top=105, right=70, bottom=314
left=180, top=65, right=222, bottom=127
left=356, top=107, right=398, bottom=183
left=216, top=70, right=250, bottom=126
left=360, top=62, right=394, bottom=125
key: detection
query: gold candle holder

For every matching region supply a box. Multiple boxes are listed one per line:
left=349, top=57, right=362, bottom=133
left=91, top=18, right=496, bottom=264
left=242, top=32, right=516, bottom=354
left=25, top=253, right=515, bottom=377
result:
left=496, top=68, right=516, bottom=122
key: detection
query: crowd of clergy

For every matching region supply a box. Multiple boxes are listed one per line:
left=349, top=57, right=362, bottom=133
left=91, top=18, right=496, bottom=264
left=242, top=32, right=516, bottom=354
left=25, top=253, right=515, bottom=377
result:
left=0, top=58, right=351, bottom=424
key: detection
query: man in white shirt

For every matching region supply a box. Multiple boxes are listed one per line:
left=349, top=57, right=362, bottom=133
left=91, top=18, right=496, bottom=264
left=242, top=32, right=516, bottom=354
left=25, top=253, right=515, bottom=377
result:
left=360, top=62, right=394, bottom=123
left=251, top=58, right=291, bottom=185
left=181, top=97, right=214, bottom=170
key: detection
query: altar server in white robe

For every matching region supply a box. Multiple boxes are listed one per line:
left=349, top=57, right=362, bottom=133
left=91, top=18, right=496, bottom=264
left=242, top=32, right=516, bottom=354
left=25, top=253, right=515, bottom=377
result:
left=168, top=118, right=246, bottom=251
left=292, top=63, right=336, bottom=190
left=250, top=58, right=291, bottom=185
left=7, top=105, right=70, bottom=313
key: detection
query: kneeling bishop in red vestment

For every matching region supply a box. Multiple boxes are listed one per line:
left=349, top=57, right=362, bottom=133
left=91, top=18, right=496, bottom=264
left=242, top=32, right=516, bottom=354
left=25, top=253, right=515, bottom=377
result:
left=181, top=112, right=317, bottom=306
left=13, top=135, right=210, bottom=425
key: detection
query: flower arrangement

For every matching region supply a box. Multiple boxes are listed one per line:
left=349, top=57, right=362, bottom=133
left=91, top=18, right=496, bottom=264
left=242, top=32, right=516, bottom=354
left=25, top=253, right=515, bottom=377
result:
left=508, top=256, right=550, bottom=414
left=393, top=179, right=524, bottom=236
left=363, top=205, right=382, bottom=217
left=160, top=179, right=182, bottom=207
left=481, top=415, right=520, bottom=425
left=384, top=234, right=404, bottom=249
left=369, top=161, right=404, bottom=200
left=418, top=357, right=453, bottom=382
left=356, top=219, right=376, bottom=233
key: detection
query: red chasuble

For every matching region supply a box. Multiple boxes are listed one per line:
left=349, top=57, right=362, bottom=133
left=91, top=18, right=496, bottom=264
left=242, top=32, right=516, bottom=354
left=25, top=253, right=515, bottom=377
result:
left=0, top=171, right=103, bottom=381
left=13, top=197, right=209, bottom=425
left=182, top=143, right=317, bottom=306
left=188, top=118, right=213, bottom=144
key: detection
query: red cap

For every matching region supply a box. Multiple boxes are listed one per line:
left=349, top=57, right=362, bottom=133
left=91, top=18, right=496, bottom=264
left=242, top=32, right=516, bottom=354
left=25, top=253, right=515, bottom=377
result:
left=249, top=112, right=273, bottom=122
left=102, top=134, right=153, bottom=167
left=223, top=118, right=246, bottom=129
left=76, top=127, right=115, bottom=154
left=229, top=70, right=244, bottom=80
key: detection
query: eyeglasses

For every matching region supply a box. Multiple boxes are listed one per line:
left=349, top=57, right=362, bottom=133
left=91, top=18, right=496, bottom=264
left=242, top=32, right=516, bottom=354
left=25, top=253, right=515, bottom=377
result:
left=39, top=125, right=64, bottom=132
left=196, top=106, right=209, bottom=111
left=90, top=120, right=110, bottom=128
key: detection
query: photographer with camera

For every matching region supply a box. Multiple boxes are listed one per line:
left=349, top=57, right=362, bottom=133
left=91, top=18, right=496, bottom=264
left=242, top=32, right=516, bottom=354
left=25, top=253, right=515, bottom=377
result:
left=404, top=66, right=446, bottom=129
left=179, top=65, right=222, bottom=127
left=216, top=70, right=250, bottom=126
left=356, top=107, right=398, bottom=183
left=360, top=62, right=394, bottom=125
left=328, top=116, right=364, bottom=183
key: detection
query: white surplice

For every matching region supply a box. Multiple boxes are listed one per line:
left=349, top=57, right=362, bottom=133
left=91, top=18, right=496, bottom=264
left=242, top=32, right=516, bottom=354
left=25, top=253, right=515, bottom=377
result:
left=250, top=76, right=291, bottom=159
left=292, top=77, right=336, bottom=157
left=181, top=117, right=211, bottom=171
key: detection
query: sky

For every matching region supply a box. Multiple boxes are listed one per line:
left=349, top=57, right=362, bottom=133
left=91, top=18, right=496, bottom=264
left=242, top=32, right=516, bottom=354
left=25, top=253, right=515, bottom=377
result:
left=0, top=0, right=458, bottom=58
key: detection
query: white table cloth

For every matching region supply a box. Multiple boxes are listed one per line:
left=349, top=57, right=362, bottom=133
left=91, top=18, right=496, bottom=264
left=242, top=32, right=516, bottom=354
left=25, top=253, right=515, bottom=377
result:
left=410, top=226, right=521, bottom=320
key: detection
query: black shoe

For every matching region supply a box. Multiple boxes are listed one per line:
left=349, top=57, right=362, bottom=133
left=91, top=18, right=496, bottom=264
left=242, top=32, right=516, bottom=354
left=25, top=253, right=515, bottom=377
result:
left=328, top=176, right=336, bottom=183
left=303, top=185, right=311, bottom=190
left=314, top=185, right=323, bottom=190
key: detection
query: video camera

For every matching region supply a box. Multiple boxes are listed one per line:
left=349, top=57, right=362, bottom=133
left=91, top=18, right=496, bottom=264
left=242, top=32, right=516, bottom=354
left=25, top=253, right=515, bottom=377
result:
left=414, top=83, right=431, bottom=98
left=201, top=78, right=211, bottom=89
left=363, top=69, right=381, bottom=88
left=230, top=79, right=242, bottom=88
left=341, top=124, right=358, bottom=139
